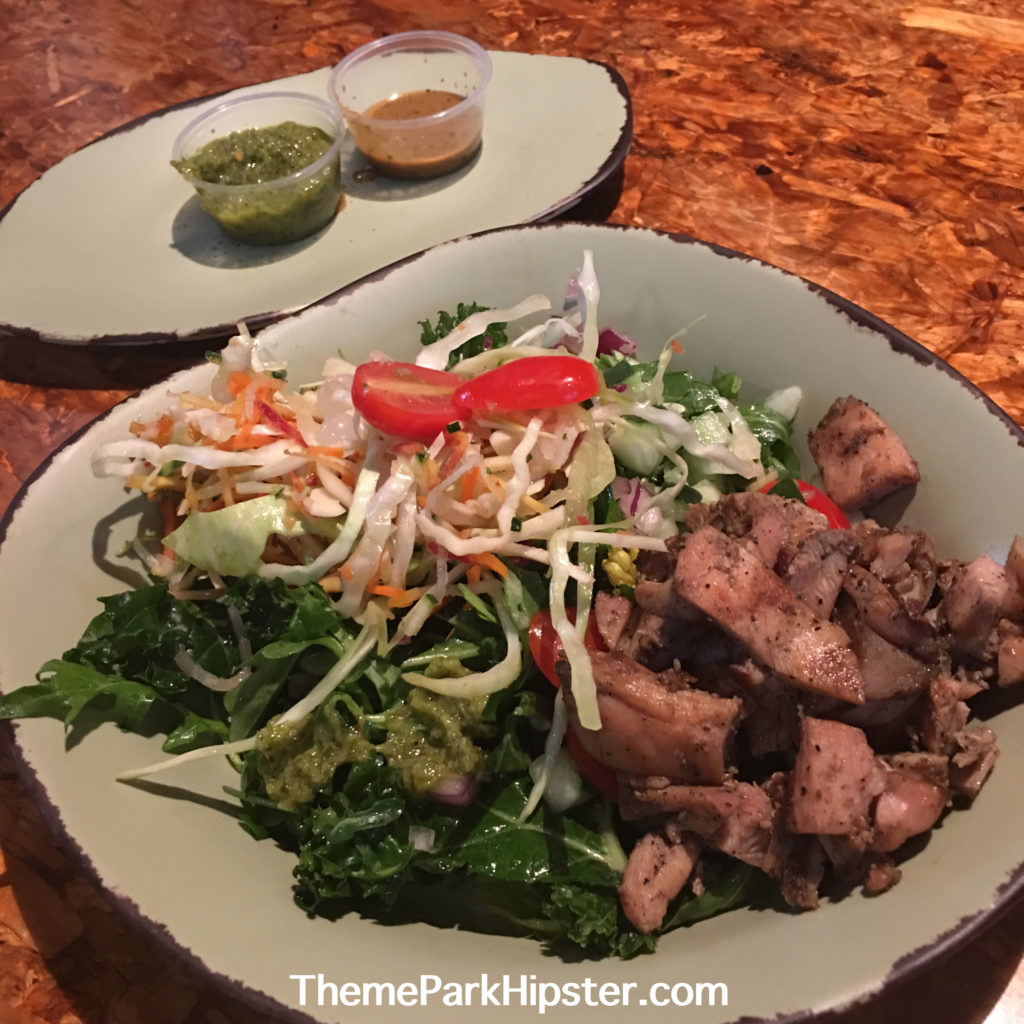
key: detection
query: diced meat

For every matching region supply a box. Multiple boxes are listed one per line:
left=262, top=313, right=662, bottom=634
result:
left=854, top=525, right=938, bottom=617
left=833, top=599, right=936, bottom=701
left=819, top=833, right=902, bottom=898
left=842, top=565, right=938, bottom=658
left=616, top=611, right=694, bottom=672
left=782, top=529, right=854, bottom=619
left=788, top=718, right=886, bottom=835
left=725, top=657, right=768, bottom=689
left=594, top=589, right=702, bottom=671
left=997, top=622, right=1024, bottom=686
left=593, top=591, right=633, bottom=650
left=618, top=829, right=700, bottom=934
left=949, top=725, right=999, bottom=799
left=778, top=834, right=826, bottom=910
left=561, top=651, right=742, bottom=784
left=818, top=831, right=871, bottom=877
left=942, top=555, right=1012, bottom=659
left=626, top=780, right=779, bottom=874
left=634, top=575, right=703, bottom=621
left=1004, top=536, right=1024, bottom=621
left=741, top=674, right=802, bottom=758
left=760, top=770, right=826, bottom=909
left=808, top=396, right=920, bottom=511
left=836, top=695, right=921, bottom=756
left=686, top=490, right=828, bottom=568
left=919, top=675, right=972, bottom=757
left=863, top=858, right=902, bottom=895
left=890, top=532, right=939, bottom=617
left=746, top=501, right=789, bottom=568
left=872, top=755, right=949, bottom=852
left=673, top=526, right=865, bottom=704
left=865, top=529, right=915, bottom=578
left=883, top=751, right=949, bottom=788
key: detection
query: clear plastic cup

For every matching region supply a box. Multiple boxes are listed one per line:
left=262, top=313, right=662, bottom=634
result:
left=171, top=91, right=344, bottom=245
left=328, top=31, right=493, bottom=181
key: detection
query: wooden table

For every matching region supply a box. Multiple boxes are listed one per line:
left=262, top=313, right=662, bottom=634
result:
left=1, top=1, right=1022, bottom=1021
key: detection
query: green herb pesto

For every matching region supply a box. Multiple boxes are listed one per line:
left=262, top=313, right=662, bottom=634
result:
left=257, top=703, right=372, bottom=811
left=256, top=688, right=491, bottom=811
left=172, top=121, right=342, bottom=245
left=378, top=689, right=490, bottom=797
left=174, top=121, right=333, bottom=185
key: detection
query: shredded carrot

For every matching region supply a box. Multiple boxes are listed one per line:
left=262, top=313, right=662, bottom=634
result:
left=214, top=425, right=281, bottom=451
left=470, top=551, right=508, bottom=578
left=130, top=413, right=176, bottom=444
left=671, top=339, right=685, bottom=354
left=367, top=584, right=428, bottom=609
left=341, top=565, right=356, bottom=582
left=460, top=464, right=482, bottom=503
left=160, top=497, right=179, bottom=557
left=305, top=445, right=347, bottom=459
left=388, top=587, right=427, bottom=609
left=226, top=371, right=253, bottom=396
left=466, top=563, right=482, bottom=585
left=438, top=431, right=469, bottom=479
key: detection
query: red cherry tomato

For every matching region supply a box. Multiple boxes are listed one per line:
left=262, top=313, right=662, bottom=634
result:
left=527, top=608, right=618, bottom=801
left=761, top=478, right=850, bottom=530
left=351, top=361, right=462, bottom=442
left=528, top=607, right=605, bottom=688
left=454, top=356, right=601, bottom=415
left=564, top=731, right=620, bottom=802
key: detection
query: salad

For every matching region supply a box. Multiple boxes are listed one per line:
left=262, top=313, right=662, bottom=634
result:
left=0, top=252, right=804, bottom=957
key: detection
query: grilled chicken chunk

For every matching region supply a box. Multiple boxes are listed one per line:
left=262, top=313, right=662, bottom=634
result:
left=808, top=396, right=920, bottom=511
left=561, top=651, right=742, bottom=785
left=619, top=829, right=700, bottom=933
left=673, top=526, right=866, bottom=704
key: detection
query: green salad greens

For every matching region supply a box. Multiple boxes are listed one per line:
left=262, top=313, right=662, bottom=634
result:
left=0, top=253, right=802, bottom=956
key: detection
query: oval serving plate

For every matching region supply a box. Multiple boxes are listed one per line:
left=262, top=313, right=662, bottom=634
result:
left=2, top=223, right=1023, bottom=1024
left=0, top=54, right=630, bottom=347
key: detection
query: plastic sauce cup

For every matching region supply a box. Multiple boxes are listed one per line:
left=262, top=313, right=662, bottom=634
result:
left=328, top=31, right=493, bottom=181
left=171, top=91, right=344, bottom=245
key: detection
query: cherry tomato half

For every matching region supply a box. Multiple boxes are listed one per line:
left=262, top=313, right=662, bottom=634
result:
left=454, top=356, right=601, bottom=415
left=761, top=478, right=850, bottom=530
left=527, top=608, right=619, bottom=801
left=351, top=361, right=462, bottom=442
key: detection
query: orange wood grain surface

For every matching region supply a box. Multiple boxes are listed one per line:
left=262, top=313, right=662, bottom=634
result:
left=1, top=1, right=1022, bottom=1021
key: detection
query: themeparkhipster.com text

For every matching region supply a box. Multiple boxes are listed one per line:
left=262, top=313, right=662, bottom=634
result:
left=290, top=972, right=729, bottom=1014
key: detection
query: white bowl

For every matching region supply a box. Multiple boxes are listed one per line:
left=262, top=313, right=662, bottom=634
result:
left=2, top=222, right=1022, bottom=1023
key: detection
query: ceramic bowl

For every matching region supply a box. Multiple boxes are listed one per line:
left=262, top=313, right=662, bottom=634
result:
left=2, top=222, right=1022, bottom=1023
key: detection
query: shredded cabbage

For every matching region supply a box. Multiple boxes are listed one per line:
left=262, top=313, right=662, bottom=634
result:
left=94, top=250, right=802, bottom=797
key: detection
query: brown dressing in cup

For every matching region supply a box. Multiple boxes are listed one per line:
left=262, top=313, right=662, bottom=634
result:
left=351, top=89, right=483, bottom=180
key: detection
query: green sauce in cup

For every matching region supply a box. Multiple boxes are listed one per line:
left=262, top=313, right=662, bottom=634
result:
left=172, top=113, right=343, bottom=246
